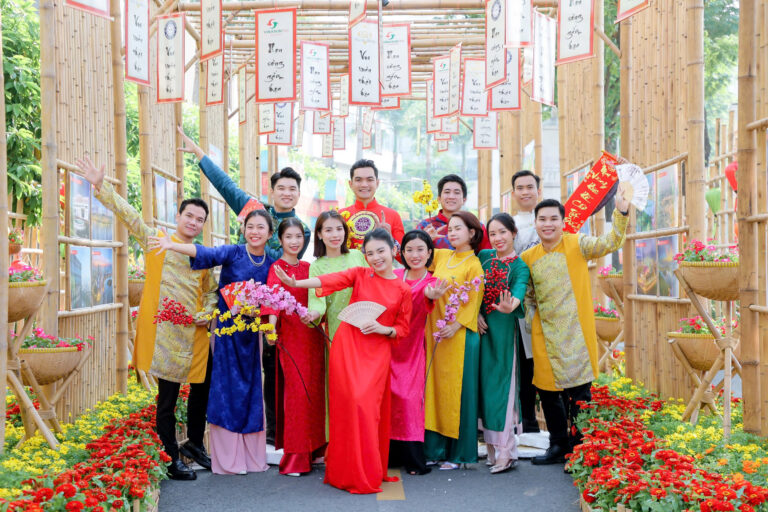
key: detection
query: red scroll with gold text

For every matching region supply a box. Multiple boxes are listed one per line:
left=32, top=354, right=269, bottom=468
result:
left=563, top=152, right=619, bottom=233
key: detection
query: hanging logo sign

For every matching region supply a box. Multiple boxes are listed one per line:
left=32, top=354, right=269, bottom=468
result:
left=490, top=49, right=521, bottom=111
left=125, top=0, right=150, bottom=85
left=200, top=0, right=223, bottom=60
left=349, top=20, right=382, bottom=106
left=267, top=102, right=294, bottom=145
left=563, top=152, right=620, bottom=233
left=433, top=56, right=451, bottom=118
left=531, top=12, right=557, bottom=106
left=506, top=0, right=533, bottom=47
left=255, top=8, right=296, bottom=103
left=461, top=58, right=489, bottom=117
left=300, top=41, right=331, bottom=112
left=381, top=23, right=412, bottom=97
left=258, top=103, right=276, bottom=134
left=485, top=0, right=506, bottom=89
left=474, top=112, right=498, bottom=150
left=557, top=0, right=595, bottom=64
left=157, top=13, right=185, bottom=103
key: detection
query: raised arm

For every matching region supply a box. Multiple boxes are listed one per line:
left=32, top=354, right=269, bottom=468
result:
left=147, top=232, right=198, bottom=257
left=579, top=183, right=632, bottom=260
left=274, top=265, right=322, bottom=289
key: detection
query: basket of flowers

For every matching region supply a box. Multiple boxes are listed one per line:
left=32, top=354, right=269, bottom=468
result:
left=8, top=228, right=24, bottom=255
left=667, top=316, right=739, bottom=371
left=674, top=240, right=739, bottom=301
left=8, top=263, right=47, bottom=323
left=594, top=303, right=621, bottom=341
left=128, top=265, right=146, bottom=307
left=17, top=327, right=92, bottom=385
left=597, top=265, right=623, bottom=299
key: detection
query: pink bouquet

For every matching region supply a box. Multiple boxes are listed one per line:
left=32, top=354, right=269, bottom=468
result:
left=433, top=277, right=483, bottom=343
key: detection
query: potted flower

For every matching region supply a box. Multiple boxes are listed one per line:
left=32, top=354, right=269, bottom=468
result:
left=597, top=265, right=623, bottom=299
left=16, top=327, right=92, bottom=386
left=8, top=263, right=47, bottom=323
left=128, top=265, right=146, bottom=307
left=674, top=239, right=739, bottom=301
left=594, top=303, right=621, bottom=341
left=667, top=316, right=739, bottom=371
left=8, top=228, right=23, bottom=255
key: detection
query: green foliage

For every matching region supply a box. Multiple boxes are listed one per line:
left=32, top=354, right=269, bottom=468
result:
left=287, top=148, right=336, bottom=200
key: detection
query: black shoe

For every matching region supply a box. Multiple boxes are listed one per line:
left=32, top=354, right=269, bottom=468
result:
left=531, top=444, right=568, bottom=465
left=167, top=459, right=197, bottom=480
left=180, top=441, right=212, bottom=470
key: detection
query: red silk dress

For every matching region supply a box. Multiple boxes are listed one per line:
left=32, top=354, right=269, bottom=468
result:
left=317, top=267, right=412, bottom=494
left=263, top=260, right=326, bottom=475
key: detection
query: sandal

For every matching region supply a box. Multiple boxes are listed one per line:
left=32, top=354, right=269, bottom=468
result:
left=485, top=444, right=496, bottom=466
left=439, top=462, right=460, bottom=471
left=490, top=458, right=518, bottom=474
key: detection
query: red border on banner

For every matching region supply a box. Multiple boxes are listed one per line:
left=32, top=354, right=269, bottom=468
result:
left=371, top=97, right=400, bottom=111
left=473, top=115, right=498, bottom=150
left=432, top=56, right=452, bottom=119
left=257, top=103, right=277, bottom=134
left=255, top=7, right=297, bottom=103
left=205, top=54, right=225, bottom=106
left=442, top=117, right=460, bottom=134
left=531, top=12, right=556, bottom=107
left=300, top=41, right=331, bottom=112
left=434, top=132, right=451, bottom=141
left=362, top=131, right=372, bottom=150
left=333, top=117, right=346, bottom=150
left=349, top=0, right=366, bottom=27
left=616, top=0, right=650, bottom=23
left=65, top=0, right=110, bottom=18
left=382, top=23, right=412, bottom=97
left=267, top=103, right=294, bottom=146
left=484, top=0, right=507, bottom=90
left=156, top=13, right=185, bottom=104
left=313, top=111, right=332, bottom=134
left=462, top=57, right=489, bottom=117
left=555, top=0, right=596, bottom=65
left=338, top=74, right=350, bottom=117
left=199, top=0, right=223, bottom=61
left=426, top=78, right=441, bottom=134
left=125, top=0, right=150, bottom=85
left=348, top=19, right=382, bottom=106
left=490, top=49, right=522, bottom=111
left=437, top=140, right=450, bottom=152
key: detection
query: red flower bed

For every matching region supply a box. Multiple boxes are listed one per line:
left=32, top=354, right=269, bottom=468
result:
left=568, top=385, right=768, bottom=511
left=1, top=404, right=169, bottom=512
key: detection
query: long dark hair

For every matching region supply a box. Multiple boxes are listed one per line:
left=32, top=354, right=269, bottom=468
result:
left=400, top=230, right=435, bottom=270
left=314, top=210, right=350, bottom=258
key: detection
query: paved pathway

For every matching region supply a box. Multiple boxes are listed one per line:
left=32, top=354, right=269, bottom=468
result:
left=159, top=460, right=580, bottom=512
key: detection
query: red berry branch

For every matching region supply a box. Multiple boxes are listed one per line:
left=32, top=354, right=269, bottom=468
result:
left=153, top=297, right=195, bottom=326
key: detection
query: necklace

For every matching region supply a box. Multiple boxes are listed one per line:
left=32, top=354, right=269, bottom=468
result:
left=246, top=248, right=266, bottom=267
left=403, top=269, right=428, bottom=288
left=446, top=251, right=473, bottom=269
left=281, top=258, right=301, bottom=268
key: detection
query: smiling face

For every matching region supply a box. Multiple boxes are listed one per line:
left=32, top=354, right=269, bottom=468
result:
left=439, top=181, right=465, bottom=215
left=513, top=175, right=541, bottom=212
left=488, top=219, right=516, bottom=255
left=363, top=238, right=395, bottom=273
left=175, top=204, right=207, bottom=240
left=402, top=237, right=432, bottom=271
left=272, top=177, right=300, bottom=212
left=447, top=216, right=474, bottom=251
left=318, top=217, right=346, bottom=250
left=349, top=167, right=379, bottom=203
left=244, top=214, right=272, bottom=250
left=535, top=206, right=565, bottom=245
left=280, top=225, right=304, bottom=257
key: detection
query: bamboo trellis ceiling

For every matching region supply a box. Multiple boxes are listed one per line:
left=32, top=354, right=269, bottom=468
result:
left=176, top=0, right=558, bottom=99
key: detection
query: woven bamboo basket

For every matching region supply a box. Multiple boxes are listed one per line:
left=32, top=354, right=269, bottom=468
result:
left=9, top=242, right=21, bottom=255
left=666, top=332, right=739, bottom=372
left=128, top=279, right=145, bottom=307
left=8, top=280, right=47, bottom=323
left=595, top=316, right=621, bottom=341
left=678, top=261, right=739, bottom=301
left=19, top=347, right=83, bottom=386
left=597, top=274, right=624, bottom=300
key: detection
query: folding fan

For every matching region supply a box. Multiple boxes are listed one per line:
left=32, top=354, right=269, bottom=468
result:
left=615, top=163, right=650, bottom=211
left=337, top=301, right=387, bottom=329
left=220, top=281, right=247, bottom=310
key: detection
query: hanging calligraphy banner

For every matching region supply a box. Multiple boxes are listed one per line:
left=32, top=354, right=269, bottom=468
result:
left=434, top=132, right=451, bottom=141
left=616, top=0, right=650, bottom=23
left=255, top=8, right=296, bottom=103
left=238, top=66, right=247, bottom=124
left=485, top=0, right=506, bottom=89
left=361, top=108, right=375, bottom=134
left=372, top=96, right=400, bottom=110
left=296, top=111, right=305, bottom=146
left=300, top=41, right=331, bottom=112
left=521, top=47, right=533, bottom=85
left=200, top=0, right=223, bottom=60
left=448, top=44, right=462, bottom=116
left=563, top=152, right=620, bottom=233
left=156, top=13, right=185, bottom=103
left=322, top=131, right=334, bottom=158
left=267, top=102, right=294, bottom=145
left=333, top=117, right=346, bottom=150
left=362, top=130, right=372, bottom=150
left=66, top=0, right=109, bottom=18
left=557, top=0, right=595, bottom=64
left=374, top=124, right=383, bottom=155
left=258, top=103, right=276, bottom=134
left=339, top=74, right=350, bottom=117
left=381, top=23, right=412, bottom=97
left=125, top=0, right=150, bottom=85
left=313, top=110, right=332, bottom=134
left=349, top=20, right=381, bottom=106
left=433, top=56, right=451, bottom=118
left=506, top=0, right=533, bottom=47
left=426, top=79, right=441, bottom=134
left=474, top=112, right=498, bottom=150
left=490, top=49, right=520, bottom=111
left=442, top=116, right=459, bottom=135
left=531, top=12, right=556, bottom=106
left=437, top=139, right=449, bottom=152
left=349, top=0, right=366, bottom=27
left=205, top=54, right=224, bottom=105
left=461, top=58, right=489, bottom=117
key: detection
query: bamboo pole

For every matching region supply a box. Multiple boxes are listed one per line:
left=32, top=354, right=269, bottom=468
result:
left=685, top=0, right=706, bottom=241
left=592, top=0, right=606, bottom=265
left=199, top=61, right=212, bottom=245
left=178, top=0, right=558, bottom=10
left=139, top=84, right=153, bottom=226
left=175, top=103, right=185, bottom=201
left=737, top=0, right=760, bottom=435
left=477, top=150, right=491, bottom=222
left=111, top=0, right=130, bottom=394
left=0, top=11, right=8, bottom=453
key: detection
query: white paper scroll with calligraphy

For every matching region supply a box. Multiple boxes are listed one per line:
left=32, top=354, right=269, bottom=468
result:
left=349, top=0, right=366, bottom=26
left=349, top=20, right=381, bottom=106
left=339, top=75, right=350, bottom=117
left=557, top=0, right=595, bottom=64
left=200, top=0, right=222, bottom=60
left=259, top=103, right=276, bottom=134
left=300, top=41, right=331, bottom=112
left=296, top=111, right=305, bottom=146
left=156, top=13, right=185, bottom=103
left=616, top=0, right=650, bottom=22
left=374, top=125, right=383, bottom=155
left=433, top=56, right=451, bottom=118
left=435, top=132, right=451, bottom=141
left=361, top=108, right=375, bottom=134
left=238, top=66, right=247, bottom=124
left=474, top=112, right=498, bottom=149
left=437, top=139, right=449, bottom=152
left=490, top=49, right=520, bottom=111
left=322, top=132, right=334, bottom=158
left=255, top=8, right=296, bottom=102
left=485, top=0, right=506, bottom=89
left=449, top=44, right=462, bottom=116
left=506, top=0, right=533, bottom=47
left=426, top=79, right=441, bottom=134
left=125, top=0, right=149, bottom=85
left=66, top=0, right=109, bottom=17
left=531, top=12, right=557, bottom=106
left=313, top=111, right=332, bottom=134
left=381, top=23, right=411, bottom=97
left=462, top=59, right=489, bottom=117
left=206, top=54, right=224, bottom=105
left=268, top=102, right=294, bottom=145
left=522, top=47, right=533, bottom=85
left=372, top=96, right=400, bottom=111
left=442, top=116, right=459, bottom=134
left=333, top=117, right=346, bottom=150
left=362, top=130, right=372, bottom=150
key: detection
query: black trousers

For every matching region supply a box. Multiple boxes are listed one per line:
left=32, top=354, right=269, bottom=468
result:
left=262, top=343, right=277, bottom=441
left=389, top=440, right=428, bottom=475
left=156, top=352, right=212, bottom=462
left=536, top=381, right=591, bottom=450
left=518, top=336, right=540, bottom=432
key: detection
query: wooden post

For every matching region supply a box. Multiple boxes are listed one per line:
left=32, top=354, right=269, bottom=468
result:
left=477, top=149, right=492, bottom=222
left=175, top=103, right=185, bottom=200
left=111, top=0, right=130, bottom=393
left=558, top=58, right=568, bottom=204
left=0, top=11, right=9, bottom=452
left=737, top=0, right=760, bottom=435
left=592, top=0, right=606, bottom=258
left=199, top=61, right=212, bottom=245
left=685, top=0, right=707, bottom=241
left=39, top=0, right=58, bottom=336
left=498, top=111, right=519, bottom=212
left=138, top=85, right=154, bottom=226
